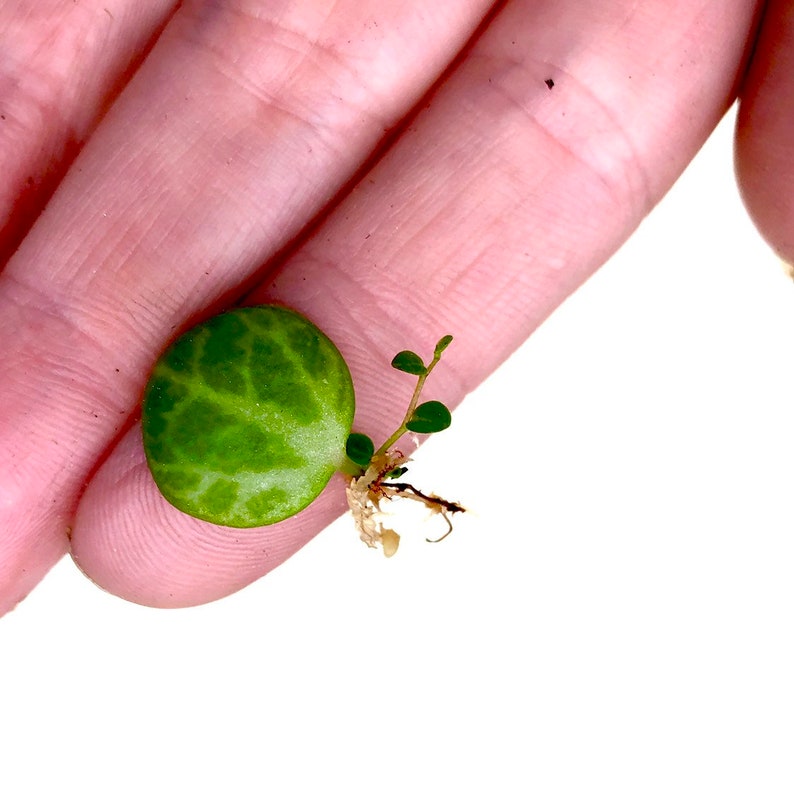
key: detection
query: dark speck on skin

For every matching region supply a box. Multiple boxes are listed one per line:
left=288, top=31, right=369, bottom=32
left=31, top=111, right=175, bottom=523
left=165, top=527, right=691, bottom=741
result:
left=545, top=78, right=555, bottom=89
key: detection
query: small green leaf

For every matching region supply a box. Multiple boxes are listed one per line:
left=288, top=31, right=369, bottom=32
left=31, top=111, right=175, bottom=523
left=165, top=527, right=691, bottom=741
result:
left=434, top=335, right=453, bottom=357
left=391, top=350, right=426, bottom=375
left=406, top=400, right=452, bottom=434
left=384, top=466, right=408, bottom=480
left=346, top=432, right=375, bottom=468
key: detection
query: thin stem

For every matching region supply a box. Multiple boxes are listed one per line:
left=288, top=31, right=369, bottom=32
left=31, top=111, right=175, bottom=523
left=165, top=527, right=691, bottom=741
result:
left=373, top=374, right=423, bottom=457
left=374, top=345, right=445, bottom=458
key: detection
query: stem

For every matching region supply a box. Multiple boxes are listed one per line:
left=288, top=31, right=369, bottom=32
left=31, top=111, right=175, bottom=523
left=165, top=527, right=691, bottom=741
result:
left=374, top=345, right=445, bottom=458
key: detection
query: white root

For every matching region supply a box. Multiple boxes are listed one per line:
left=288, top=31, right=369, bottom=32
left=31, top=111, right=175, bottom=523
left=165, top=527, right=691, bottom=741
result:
left=345, top=450, right=463, bottom=556
left=345, top=452, right=407, bottom=557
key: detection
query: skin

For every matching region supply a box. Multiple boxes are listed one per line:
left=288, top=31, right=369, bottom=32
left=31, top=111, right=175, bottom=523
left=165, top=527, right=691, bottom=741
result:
left=0, top=0, right=788, bottom=613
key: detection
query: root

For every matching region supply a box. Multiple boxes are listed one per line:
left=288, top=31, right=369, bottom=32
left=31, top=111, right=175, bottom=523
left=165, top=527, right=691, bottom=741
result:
left=345, top=451, right=465, bottom=557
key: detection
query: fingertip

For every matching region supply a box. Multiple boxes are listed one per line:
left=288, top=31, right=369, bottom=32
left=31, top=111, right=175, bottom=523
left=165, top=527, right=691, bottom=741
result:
left=70, top=428, right=341, bottom=608
left=735, top=1, right=794, bottom=264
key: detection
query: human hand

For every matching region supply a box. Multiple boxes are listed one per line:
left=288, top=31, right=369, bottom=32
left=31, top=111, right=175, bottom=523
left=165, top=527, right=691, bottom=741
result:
left=0, top=0, right=782, bottom=614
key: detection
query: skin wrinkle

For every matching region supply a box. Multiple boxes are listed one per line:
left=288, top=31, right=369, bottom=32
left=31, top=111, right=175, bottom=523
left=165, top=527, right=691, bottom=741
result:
left=180, top=2, right=397, bottom=136
left=1, top=276, right=120, bottom=381
left=208, top=62, right=360, bottom=179
left=2, top=6, right=102, bottom=118
left=341, top=127, right=621, bottom=347
left=477, top=52, right=652, bottom=216
left=396, top=72, right=636, bottom=294
left=183, top=0, right=336, bottom=36
left=2, top=239, right=167, bottom=391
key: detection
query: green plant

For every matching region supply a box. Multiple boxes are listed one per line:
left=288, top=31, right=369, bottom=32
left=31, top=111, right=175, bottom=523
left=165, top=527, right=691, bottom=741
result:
left=142, top=304, right=461, bottom=555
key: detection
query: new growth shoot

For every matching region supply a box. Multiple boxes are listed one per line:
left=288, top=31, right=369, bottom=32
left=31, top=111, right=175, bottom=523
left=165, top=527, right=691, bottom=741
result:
left=343, top=335, right=464, bottom=557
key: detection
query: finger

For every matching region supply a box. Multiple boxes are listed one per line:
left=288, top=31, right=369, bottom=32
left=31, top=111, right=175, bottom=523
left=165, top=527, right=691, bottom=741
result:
left=735, top=0, right=794, bottom=264
left=71, top=0, right=760, bottom=607
left=0, top=0, right=177, bottom=261
left=0, top=0, right=495, bottom=614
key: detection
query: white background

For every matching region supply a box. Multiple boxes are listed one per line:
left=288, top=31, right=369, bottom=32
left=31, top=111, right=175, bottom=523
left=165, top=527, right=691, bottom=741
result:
left=3, top=105, right=794, bottom=793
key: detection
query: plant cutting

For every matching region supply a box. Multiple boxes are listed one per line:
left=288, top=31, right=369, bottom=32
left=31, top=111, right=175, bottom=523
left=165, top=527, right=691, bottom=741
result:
left=141, top=304, right=462, bottom=556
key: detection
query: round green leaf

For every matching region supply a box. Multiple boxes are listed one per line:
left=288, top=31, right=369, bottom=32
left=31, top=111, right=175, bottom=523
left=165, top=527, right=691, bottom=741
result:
left=405, top=400, right=452, bottom=434
left=345, top=432, right=375, bottom=468
left=142, top=305, right=355, bottom=528
left=391, top=350, right=426, bottom=375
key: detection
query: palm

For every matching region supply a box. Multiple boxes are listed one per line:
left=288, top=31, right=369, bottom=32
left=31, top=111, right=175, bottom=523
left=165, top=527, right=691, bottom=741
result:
left=0, top=0, right=781, bottom=614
